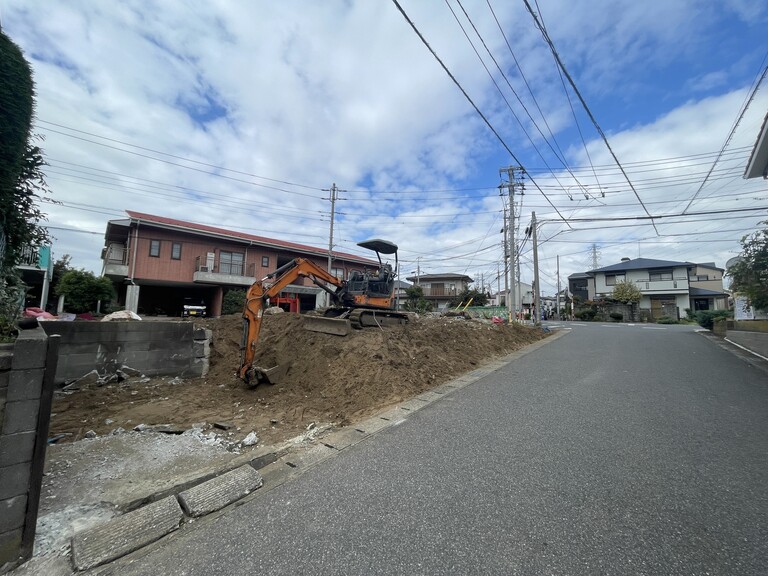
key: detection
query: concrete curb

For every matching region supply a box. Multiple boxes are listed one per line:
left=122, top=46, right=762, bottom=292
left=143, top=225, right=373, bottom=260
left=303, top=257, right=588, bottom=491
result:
left=71, top=496, right=183, bottom=571
left=74, top=330, right=567, bottom=573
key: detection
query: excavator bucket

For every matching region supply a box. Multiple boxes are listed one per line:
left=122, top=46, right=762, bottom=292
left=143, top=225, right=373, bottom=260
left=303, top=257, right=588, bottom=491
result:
left=246, top=362, right=291, bottom=388
left=302, top=316, right=351, bottom=336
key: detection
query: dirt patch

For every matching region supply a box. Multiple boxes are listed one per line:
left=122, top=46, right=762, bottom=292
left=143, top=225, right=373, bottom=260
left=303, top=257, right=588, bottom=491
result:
left=48, top=313, right=547, bottom=447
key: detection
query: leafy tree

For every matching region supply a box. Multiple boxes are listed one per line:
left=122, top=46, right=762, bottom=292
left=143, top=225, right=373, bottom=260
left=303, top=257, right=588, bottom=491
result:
left=403, top=284, right=432, bottom=313
left=51, top=254, right=73, bottom=291
left=0, top=31, right=51, bottom=270
left=727, top=221, right=768, bottom=311
left=610, top=280, right=642, bottom=304
left=222, top=288, right=246, bottom=315
left=55, top=270, right=116, bottom=314
left=448, top=287, right=488, bottom=308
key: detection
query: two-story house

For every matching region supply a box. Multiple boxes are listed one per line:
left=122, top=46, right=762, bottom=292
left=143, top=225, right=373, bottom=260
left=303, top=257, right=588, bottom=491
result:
left=574, top=257, right=728, bottom=320
left=101, top=211, right=382, bottom=317
left=403, top=273, right=473, bottom=311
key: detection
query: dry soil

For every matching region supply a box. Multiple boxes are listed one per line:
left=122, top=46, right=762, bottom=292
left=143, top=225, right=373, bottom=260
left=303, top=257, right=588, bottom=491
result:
left=48, top=312, right=548, bottom=447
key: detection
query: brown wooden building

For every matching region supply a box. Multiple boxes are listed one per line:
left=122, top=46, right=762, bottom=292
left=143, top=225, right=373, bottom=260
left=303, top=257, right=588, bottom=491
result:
left=101, top=211, right=379, bottom=317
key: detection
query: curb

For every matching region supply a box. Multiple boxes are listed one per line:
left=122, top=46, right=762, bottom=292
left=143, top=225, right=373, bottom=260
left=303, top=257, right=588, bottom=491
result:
left=73, top=329, right=566, bottom=572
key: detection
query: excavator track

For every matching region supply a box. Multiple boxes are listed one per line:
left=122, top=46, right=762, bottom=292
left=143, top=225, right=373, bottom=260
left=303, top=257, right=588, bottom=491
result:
left=348, top=308, right=409, bottom=329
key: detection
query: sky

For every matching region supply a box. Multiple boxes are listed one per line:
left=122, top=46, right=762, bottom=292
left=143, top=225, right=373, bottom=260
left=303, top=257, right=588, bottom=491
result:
left=2, top=0, right=768, bottom=297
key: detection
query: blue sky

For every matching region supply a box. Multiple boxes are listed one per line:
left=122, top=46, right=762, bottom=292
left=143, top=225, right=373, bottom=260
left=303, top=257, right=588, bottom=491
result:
left=2, top=0, right=767, bottom=296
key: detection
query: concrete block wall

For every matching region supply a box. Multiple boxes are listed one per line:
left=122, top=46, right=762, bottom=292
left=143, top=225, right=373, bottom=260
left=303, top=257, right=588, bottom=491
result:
left=0, top=328, right=57, bottom=573
left=39, top=321, right=211, bottom=384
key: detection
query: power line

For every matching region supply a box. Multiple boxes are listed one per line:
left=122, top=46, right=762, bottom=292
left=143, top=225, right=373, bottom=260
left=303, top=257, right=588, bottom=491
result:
left=522, top=0, right=659, bottom=234
left=390, top=0, right=572, bottom=226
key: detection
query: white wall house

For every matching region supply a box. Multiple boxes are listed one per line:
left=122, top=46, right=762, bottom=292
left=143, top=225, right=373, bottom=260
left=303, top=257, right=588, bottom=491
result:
left=588, top=258, right=728, bottom=320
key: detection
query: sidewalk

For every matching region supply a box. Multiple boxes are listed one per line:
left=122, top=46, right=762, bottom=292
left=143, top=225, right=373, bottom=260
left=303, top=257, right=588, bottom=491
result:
left=725, top=330, right=768, bottom=360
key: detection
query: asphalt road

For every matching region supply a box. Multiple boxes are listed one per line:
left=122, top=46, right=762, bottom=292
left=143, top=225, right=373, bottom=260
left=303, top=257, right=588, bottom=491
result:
left=105, top=323, right=768, bottom=575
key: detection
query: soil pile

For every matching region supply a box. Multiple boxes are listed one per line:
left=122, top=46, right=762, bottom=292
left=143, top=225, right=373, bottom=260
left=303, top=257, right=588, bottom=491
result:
left=49, top=313, right=547, bottom=446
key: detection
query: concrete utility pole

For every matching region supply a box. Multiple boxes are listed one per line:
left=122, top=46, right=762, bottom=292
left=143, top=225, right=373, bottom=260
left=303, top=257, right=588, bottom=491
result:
left=556, top=254, right=561, bottom=320
left=501, top=202, right=509, bottom=312
left=323, top=182, right=345, bottom=306
left=532, top=211, right=541, bottom=326
left=499, top=166, right=525, bottom=321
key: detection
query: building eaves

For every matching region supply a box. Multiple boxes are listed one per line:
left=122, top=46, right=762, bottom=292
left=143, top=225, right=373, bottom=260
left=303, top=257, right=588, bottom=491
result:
left=689, top=287, right=728, bottom=297
left=590, top=257, right=692, bottom=274
left=122, top=210, right=377, bottom=265
left=744, top=109, right=768, bottom=180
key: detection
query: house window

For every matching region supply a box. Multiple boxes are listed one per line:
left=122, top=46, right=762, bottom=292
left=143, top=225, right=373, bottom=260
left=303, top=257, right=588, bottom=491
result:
left=649, top=270, right=673, bottom=282
left=331, top=267, right=344, bottom=279
left=605, top=274, right=624, bottom=286
left=220, top=251, right=244, bottom=275
left=149, top=239, right=161, bottom=257
left=261, top=256, right=269, bottom=267
left=171, top=242, right=182, bottom=260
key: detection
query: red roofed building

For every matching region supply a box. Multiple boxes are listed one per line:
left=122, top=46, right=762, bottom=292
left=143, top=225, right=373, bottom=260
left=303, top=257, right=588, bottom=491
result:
left=101, top=211, right=378, bottom=317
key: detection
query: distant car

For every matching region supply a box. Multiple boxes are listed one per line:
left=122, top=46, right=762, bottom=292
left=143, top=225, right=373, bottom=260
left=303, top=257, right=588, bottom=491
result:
left=182, top=298, right=207, bottom=318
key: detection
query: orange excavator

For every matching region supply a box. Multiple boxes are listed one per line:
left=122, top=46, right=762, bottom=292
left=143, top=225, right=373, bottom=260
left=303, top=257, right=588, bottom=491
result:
left=239, top=239, right=408, bottom=387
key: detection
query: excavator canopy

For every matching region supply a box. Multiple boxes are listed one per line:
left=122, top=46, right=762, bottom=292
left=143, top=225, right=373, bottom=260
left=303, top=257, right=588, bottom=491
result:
left=357, top=239, right=398, bottom=255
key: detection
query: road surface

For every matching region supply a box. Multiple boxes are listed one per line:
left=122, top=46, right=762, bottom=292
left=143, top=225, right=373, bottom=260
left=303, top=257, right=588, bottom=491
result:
left=105, top=322, right=768, bottom=575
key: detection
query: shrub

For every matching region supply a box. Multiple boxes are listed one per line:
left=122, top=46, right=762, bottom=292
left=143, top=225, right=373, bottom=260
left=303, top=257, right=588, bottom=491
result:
left=695, top=310, right=732, bottom=330
left=609, top=312, right=623, bottom=322
left=575, top=309, right=596, bottom=321
left=657, top=316, right=679, bottom=324
left=55, top=269, right=115, bottom=313
left=222, top=289, right=246, bottom=315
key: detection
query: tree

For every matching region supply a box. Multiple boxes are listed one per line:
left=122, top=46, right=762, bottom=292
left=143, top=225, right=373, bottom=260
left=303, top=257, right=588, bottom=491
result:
left=222, top=288, right=246, bottom=315
left=727, top=221, right=768, bottom=311
left=403, top=285, right=432, bottom=313
left=51, top=254, right=73, bottom=292
left=610, top=280, right=642, bottom=305
left=0, top=31, right=51, bottom=270
left=55, top=270, right=116, bottom=314
left=448, top=287, right=488, bottom=308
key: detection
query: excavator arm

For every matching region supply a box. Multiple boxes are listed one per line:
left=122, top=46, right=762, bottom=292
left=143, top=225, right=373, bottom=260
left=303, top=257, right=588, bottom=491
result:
left=239, top=258, right=345, bottom=384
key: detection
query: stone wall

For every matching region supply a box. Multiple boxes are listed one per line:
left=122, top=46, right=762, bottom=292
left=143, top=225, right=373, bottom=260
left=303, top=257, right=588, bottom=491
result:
left=727, top=319, right=768, bottom=333
left=39, top=321, right=211, bottom=384
left=0, top=328, right=58, bottom=573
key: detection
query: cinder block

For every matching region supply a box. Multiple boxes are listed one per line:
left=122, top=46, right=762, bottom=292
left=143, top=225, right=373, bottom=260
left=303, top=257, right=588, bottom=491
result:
left=0, top=462, right=30, bottom=500
left=0, top=528, right=23, bottom=568
left=10, top=329, right=48, bottom=371
left=192, top=339, right=210, bottom=357
left=0, top=352, right=11, bottom=371
left=0, top=371, right=8, bottom=389
left=0, top=495, right=27, bottom=532
left=1, top=399, right=40, bottom=435
left=193, top=328, right=212, bottom=341
left=0, top=431, right=35, bottom=467
left=7, top=369, right=43, bottom=402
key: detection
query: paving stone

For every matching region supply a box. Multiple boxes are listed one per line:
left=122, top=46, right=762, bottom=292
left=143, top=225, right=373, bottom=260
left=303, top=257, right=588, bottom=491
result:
left=178, top=465, right=263, bottom=518
left=71, top=495, right=183, bottom=571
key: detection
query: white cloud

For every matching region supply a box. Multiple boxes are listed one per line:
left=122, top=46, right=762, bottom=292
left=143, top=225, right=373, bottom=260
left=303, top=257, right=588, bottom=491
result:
left=2, top=0, right=767, bottom=297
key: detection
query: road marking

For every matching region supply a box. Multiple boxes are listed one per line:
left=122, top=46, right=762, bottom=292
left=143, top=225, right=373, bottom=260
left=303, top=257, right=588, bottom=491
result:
left=570, top=323, right=588, bottom=326
left=641, top=326, right=667, bottom=330
left=601, top=324, right=623, bottom=327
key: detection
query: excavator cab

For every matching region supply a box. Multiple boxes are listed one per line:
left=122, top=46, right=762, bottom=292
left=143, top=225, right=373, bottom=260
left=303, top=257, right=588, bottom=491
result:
left=343, top=239, right=398, bottom=302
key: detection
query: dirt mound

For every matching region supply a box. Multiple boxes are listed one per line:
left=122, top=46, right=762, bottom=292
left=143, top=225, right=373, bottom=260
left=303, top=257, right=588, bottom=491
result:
left=49, top=313, right=547, bottom=446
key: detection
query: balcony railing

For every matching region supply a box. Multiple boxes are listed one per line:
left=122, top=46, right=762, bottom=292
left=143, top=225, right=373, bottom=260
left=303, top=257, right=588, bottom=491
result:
left=19, top=246, right=40, bottom=267
left=634, top=278, right=689, bottom=291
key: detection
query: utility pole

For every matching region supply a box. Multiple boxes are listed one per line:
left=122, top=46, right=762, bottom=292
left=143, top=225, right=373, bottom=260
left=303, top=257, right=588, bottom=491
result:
left=556, top=254, right=561, bottom=320
left=501, top=202, right=509, bottom=313
left=499, top=166, right=525, bottom=321
left=323, top=182, right=345, bottom=306
left=532, top=211, right=541, bottom=326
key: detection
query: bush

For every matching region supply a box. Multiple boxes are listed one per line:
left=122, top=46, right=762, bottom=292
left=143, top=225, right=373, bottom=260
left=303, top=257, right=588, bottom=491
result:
left=55, top=269, right=115, bottom=313
left=657, top=316, right=679, bottom=324
left=222, top=289, right=246, bottom=315
left=575, top=309, right=596, bottom=321
left=695, top=310, right=732, bottom=330
left=609, top=312, right=623, bottom=322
